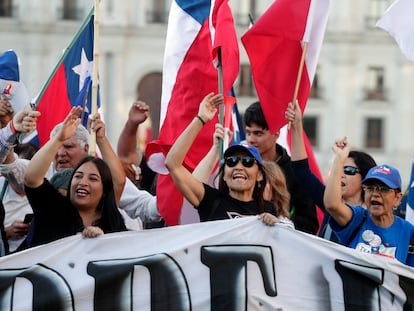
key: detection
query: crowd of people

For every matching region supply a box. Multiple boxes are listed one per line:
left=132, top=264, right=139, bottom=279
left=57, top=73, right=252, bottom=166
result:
left=0, top=79, right=413, bottom=268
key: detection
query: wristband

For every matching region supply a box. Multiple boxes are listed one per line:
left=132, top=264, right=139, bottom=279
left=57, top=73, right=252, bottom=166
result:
left=196, top=115, right=206, bottom=126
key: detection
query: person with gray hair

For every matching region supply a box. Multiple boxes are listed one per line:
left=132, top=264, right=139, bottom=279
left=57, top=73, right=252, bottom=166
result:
left=49, top=120, right=162, bottom=229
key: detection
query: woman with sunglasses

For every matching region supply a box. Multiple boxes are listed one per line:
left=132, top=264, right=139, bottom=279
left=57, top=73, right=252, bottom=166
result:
left=285, top=101, right=376, bottom=242
left=324, top=138, right=414, bottom=266
left=165, top=93, right=280, bottom=225
left=192, top=123, right=294, bottom=227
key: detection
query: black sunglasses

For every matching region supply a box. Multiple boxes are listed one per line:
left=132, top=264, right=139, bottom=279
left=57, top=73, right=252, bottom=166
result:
left=343, top=166, right=360, bottom=176
left=224, top=156, right=256, bottom=168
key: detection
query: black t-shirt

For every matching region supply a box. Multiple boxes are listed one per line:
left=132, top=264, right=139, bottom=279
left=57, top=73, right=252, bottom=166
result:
left=25, top=179, right=84, bottom=247
left=197, top=184, right=276, bottom=222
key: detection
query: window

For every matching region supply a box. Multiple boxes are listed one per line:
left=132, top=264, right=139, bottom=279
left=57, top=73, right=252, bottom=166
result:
left=366, top=0, right=392, bottom=28
left=147, top=0, right=168, bottom=23
left=0, top=0, right=12, bottom=17
left=62, top=0, right=79, bottom=20
left=365, top=118, right=383, bottom=149
left=303, top=116, right=318, bottom=147
left=365, top=66, right=386, bottom=100
left=238, top=64, right=255, bottom=97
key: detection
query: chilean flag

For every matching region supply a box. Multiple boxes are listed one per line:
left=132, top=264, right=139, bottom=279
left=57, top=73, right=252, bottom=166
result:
left=34, top=9, right=97, bottom=146
left=147, top=0, right=239, bottom=226
left=241, top=0, right=330, bottom=134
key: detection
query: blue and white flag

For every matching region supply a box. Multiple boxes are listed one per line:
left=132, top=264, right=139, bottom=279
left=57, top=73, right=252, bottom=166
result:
left=406, top=160, right=414, bottom=224
left=0, top=50, right=30, bottom=113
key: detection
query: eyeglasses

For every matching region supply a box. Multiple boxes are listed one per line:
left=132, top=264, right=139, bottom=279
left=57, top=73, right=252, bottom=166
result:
left=362, top=185, right=394, bottom=194
left=224, top=156, right=256, bottom=168
left=343, top=166, right=360, bottom=176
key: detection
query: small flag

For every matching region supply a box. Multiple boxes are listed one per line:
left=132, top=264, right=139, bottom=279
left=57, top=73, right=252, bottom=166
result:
left=0, top=50, right=30, bottom=113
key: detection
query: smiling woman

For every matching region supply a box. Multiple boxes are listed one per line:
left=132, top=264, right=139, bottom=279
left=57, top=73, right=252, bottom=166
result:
left=165, top=93, right=284, bottom=227
left=23, top=107, right=127, bottom=248
left=323, top=137, right=414, bottom=267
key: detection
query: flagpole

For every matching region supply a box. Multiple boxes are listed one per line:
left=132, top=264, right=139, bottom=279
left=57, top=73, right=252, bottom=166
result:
left=292, top=41, right=308, bottom=103
left=288, top=41, right=308, bottom=130
left=289, top=0, right=320, bottom=130
left=90, top=0, right=100, bottom=156
left=217, top=46, right=224, bottom=160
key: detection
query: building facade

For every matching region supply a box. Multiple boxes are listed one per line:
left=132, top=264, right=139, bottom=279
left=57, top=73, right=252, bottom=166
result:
left=1, top=0, right=414, bottom=185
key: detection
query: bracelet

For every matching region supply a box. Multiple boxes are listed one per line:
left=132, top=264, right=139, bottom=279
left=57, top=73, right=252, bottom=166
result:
left=196, top=115, right=206, bottom=126
left=10, top=119, right=17, bottom=134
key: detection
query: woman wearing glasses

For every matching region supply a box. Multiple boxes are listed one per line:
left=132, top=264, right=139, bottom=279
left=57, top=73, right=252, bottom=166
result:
left=324, top=138, right=414, bottom=266
left=285, top=101, right=376, bottom=242
left=165, top=93, right=281, bottom=225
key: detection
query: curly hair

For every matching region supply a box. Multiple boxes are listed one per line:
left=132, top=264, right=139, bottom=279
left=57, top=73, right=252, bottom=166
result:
left=262, top=161, right=290, bottom=218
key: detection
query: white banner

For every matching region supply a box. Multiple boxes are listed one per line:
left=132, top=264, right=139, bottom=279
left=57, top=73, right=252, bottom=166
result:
left=0, top=217, right=413, bottom=310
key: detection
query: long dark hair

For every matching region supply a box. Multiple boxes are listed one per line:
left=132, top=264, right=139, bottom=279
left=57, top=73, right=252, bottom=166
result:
left=215, top=160, right=267, bottom=213
left=67, top=156, right=126, bottom=233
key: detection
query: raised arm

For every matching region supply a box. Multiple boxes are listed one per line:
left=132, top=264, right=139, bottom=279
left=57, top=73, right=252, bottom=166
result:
left=24, top=107, right=81, bottom=188
left=91, top=113, right=126, bottom=205
left=117, top=101, right=149, bottom=165
left=165, top=93, right=223, bottom=206
left=323, top=138, right=353, bottom=226
left=192, top=123, right=231, bottom=183
left=285, top=100, right=307, bottom=161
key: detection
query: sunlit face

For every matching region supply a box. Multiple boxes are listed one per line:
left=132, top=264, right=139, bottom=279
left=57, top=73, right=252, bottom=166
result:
left=54, top=135, right=88, bottom=171
left=363, top=182, right=402, bottom=218
left=341, top=158, right=363, bottom=200
left=223, top=152, right=262, bottom=194
left=70, top=161, right=103, bottom=211
left=245, top=123, right=278, bottom=160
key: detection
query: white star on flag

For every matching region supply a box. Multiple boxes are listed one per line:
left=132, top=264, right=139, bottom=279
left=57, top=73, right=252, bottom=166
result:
left=72, top=48, right=93, bottom=91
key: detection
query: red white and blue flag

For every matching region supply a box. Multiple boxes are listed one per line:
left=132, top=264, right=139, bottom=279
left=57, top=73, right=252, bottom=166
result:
left=34, top=9, right=98, bottom=146
left=147, top=0, right=239, bottom=226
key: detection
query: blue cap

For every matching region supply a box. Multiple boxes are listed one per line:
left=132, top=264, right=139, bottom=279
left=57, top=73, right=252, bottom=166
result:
left=362, top=164, right=401, bottom=190
left=223, top=143, right=262, bottom=165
